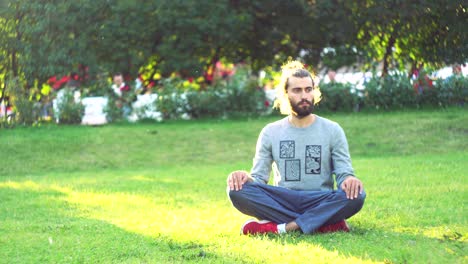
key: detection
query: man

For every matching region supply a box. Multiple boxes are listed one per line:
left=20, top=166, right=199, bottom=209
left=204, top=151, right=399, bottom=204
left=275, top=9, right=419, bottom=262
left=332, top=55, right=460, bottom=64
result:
left=111, top=73, right=130, bottom=97
left=111, top=72, right=132, bottom=117
left=227, top=61, right=366, bottom=235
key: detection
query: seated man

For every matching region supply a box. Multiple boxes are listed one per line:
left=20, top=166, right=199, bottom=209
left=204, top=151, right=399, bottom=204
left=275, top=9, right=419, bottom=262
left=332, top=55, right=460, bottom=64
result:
left=227, top=61, right=366, bottom=235
left=111, top=72, right=131, bottom=97
left=111, top=72, right=133, bottom=117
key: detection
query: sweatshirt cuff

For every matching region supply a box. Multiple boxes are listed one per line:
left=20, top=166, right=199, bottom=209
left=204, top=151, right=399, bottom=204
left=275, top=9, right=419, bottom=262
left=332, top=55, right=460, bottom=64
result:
left=337, top=174, right=355, bottom=188
left=251, top=176, right=267, bottom=184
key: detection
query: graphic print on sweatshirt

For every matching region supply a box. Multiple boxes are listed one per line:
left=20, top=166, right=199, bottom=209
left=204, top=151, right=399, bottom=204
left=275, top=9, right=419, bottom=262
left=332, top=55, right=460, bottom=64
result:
left=305, top=145, right=321, bottom=174
left=280, top=141, right=299, bottom=181
left=280, top=140, right=295, bottom=158
left=285, top=159, right=301, bottom=181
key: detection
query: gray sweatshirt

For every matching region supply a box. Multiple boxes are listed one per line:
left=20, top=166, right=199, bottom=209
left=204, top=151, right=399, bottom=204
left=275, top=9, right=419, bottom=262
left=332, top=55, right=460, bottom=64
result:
left=250, top=115, right=355, bottom=191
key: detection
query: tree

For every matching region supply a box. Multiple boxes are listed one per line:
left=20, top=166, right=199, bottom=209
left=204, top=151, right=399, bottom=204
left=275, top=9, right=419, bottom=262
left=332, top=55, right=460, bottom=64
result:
left=88, top=0, right=158, bottom=79
left=1, top=0, right=465, bottom=95
left=346, top=0, right=468, bottom=76
left=0, top=0, right=25, bottom=107
left=151, top=0, right=250, bottom=81
left=228, top=0, right=361, bottom=72
left=151, top=0, right=338, bottom=77
left=0, top=0, right=159, bottom=91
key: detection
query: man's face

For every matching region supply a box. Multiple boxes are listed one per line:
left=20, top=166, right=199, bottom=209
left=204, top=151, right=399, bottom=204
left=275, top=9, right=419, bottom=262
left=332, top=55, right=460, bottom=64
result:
left=287, top=76, right=315, bottom=118
left=113, top=75, right=123, bottom=86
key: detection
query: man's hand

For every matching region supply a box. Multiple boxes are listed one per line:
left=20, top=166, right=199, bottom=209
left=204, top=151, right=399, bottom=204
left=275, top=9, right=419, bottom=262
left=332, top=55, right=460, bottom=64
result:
left=227, top=170, right=253, bottom=191
left=341, top=176, right=363, bottom=200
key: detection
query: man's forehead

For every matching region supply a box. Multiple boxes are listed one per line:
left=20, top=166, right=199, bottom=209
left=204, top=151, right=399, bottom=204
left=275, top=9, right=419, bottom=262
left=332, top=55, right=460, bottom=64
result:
left=288, top=76, right=313, bottom=87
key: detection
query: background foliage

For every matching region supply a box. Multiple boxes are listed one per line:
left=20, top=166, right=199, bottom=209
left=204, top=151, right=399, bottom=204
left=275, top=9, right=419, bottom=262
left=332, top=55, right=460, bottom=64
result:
left=317, top=74, right=468, bottom=112
left=0, top=0, right=466, bottom=88
left=155, top=66, right=268, bottom=120
left=0, top=0, right=466, bottom=125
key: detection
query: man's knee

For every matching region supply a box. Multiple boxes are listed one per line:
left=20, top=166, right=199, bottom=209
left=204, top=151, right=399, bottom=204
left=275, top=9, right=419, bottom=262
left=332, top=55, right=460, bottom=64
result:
left=228, top=188, right=243, bottom=202
left=227, top=183, right=263, bottom=217
left=227, top=183, right=255, bottom=203
left=347, top=190, right=366, bottom=212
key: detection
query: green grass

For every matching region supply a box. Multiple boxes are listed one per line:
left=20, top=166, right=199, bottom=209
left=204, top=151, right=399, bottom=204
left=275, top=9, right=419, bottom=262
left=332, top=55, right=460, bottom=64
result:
left=0, top=108, right=467, bottom=263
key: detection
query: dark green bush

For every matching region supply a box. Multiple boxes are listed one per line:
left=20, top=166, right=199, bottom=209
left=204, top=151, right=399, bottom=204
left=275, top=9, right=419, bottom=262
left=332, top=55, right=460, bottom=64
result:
left=154, top=78, right=189, bottom=120
left=55, top=88, right=85, bottom=124
left=7, top=78, right=40, bottom=126
left=362, top=72, right=467, bottom=110
left=104, top=94, right=123, bottom=122
left=223, top=66, right=267, bottom=115
left=80, top=69, right=468, bottom=124
left=363, top=72, right=417, bottom=110
left=435, top=75, right=468, bottom=107
left=14, top=98, right=40, bottom=125
left=104, top=88, right=136, bottom=122
left=315, top=72, right=467, bottom=112
left=185, top=89, right=226, bottom=118
left=318, top=82, right=360, bottom=112
left=154, top=66, right=268, bottom=120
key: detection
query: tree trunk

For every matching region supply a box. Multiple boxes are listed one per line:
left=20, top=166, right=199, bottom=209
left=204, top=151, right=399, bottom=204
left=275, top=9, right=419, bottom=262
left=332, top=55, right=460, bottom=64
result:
left=11, top=51, right=18, bottom=78
left=12, top=3, right=23, bottom=78
left=381, top=29, right=397, bottom=78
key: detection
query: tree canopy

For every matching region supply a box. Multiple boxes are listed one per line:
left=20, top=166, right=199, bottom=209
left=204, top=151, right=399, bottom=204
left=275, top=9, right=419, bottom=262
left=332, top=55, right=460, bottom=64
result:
left=0, top=0, right=466, bottom=96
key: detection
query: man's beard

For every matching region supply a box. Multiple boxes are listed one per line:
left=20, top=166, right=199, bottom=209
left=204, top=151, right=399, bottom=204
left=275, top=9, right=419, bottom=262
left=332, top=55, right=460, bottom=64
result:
left=291, top=99, right=314, bottom=118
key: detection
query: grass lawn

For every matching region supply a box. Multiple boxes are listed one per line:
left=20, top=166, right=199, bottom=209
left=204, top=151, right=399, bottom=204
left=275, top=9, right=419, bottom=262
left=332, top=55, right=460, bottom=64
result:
left=0, top=107, right=467, bottom=263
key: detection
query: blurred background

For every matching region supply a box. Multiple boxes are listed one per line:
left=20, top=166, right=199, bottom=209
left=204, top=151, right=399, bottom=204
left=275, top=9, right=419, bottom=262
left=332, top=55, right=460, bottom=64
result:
left=0, top=0, right=466, bottom=126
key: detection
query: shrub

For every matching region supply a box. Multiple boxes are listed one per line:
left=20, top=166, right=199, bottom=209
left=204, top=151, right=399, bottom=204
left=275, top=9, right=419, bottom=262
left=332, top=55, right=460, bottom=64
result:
left=223, top=66, right=267, bottom=115
left=131, top=94, right=161, bottom=121
left=436, top=75, right=468, bottom=107
left=184, top=88, right=226, bottom=118
left=359, top=72, right=468, bottom=110
left=6, top=78, right=40, bottom=126
left=54, top=88, right=85, bottom=124
left=104, top=94, right=125, bottom=122
left=81, top=72, right=109, bottom=97
left=317, top=82, right=360, bottom=112
left=154, top=69, right=466, bottom=120
left=104, top=89, right=136, bottom=122
left=154, top=78, right=189, bottom=120
left=154, top=66, right=268, bottom=120
left=362, top=72, right=417, bottom=110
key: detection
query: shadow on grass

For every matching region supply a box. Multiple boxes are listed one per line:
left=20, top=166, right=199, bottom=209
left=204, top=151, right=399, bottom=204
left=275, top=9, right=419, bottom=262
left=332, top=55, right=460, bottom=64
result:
left=0, top=185, right=242, bottom=263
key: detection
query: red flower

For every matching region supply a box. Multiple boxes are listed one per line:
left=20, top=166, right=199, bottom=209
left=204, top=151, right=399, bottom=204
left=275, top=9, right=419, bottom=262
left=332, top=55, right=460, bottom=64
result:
left=52, top=76, right=70, bottom=90
left=48, top=76, right=57, bottom=84
left=204, top=73, right=213, bottom=82
left=120, top=84, right=130, bottom=92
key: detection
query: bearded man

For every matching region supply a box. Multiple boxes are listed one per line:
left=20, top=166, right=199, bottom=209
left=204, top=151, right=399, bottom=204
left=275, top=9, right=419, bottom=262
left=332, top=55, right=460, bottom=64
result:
left=227, top=61, right=366, bottom=235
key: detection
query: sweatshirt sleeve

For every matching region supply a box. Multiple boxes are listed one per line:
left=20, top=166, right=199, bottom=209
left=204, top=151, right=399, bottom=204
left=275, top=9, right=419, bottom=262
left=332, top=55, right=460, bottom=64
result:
left=250, top=127, right=273, bottom=184
left=331, top=124, right=355, bottom=188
